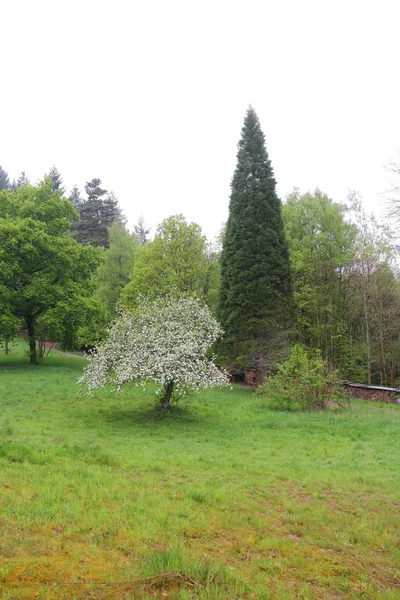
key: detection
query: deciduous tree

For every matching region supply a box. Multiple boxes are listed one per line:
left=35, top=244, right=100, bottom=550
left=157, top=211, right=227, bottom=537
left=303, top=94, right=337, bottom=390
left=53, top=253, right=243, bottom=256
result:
left=282, top=189, right=356, bottom=371
left=79, top=296, right=229, bottom=408
left=121, top=215, right=208, bottom=307
left=345, top=194, right=398, bottom=384
left=94, top=221, right=138, bottom=315
left=0, top=181, right=102, bottom=363
left=0, top=312, right=19, bottom=354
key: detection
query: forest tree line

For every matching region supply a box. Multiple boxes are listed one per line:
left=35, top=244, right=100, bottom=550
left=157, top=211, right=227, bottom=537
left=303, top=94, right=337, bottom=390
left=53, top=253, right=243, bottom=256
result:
left=1, top=120, right=399, bottom=386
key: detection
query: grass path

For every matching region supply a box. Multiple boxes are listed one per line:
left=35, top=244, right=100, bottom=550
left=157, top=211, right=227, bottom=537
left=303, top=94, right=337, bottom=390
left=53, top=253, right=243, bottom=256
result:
left=0, top=341, right=400, bottom=598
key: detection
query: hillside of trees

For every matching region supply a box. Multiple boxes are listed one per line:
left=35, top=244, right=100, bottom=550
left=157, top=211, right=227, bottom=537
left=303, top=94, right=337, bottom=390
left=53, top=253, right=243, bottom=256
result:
left=1, top=113, right=399, bottom=386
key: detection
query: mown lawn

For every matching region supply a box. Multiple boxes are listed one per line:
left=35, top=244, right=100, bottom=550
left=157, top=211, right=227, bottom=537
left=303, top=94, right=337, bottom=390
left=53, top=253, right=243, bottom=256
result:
left=0, top=340, right=399, bottom=599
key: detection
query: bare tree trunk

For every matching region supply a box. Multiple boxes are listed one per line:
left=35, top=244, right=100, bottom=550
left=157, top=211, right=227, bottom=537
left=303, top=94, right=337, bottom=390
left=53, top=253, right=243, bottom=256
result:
left=161, top=381, right=174, bottom=409
left=363, top=290, right=371, bottom=385
left=378, top=294, right=387, bottom=386
left=390, top=353, right=396, bottom=387
left=329, top=276, right=335, bottom=370
left=26, top=315, right=38, bottom=365
left=4, top=339, right=9, bottom=355
left=379, top=327, right=386, bottom=386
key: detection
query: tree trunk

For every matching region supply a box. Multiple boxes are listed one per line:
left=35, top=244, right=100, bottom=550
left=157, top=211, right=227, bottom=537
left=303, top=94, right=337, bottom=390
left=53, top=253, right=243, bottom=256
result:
left=255, top=338, right=266, bottom=386
left=161, top=381, right=174, bottom=409
left=4, top=339, right=9, bottom=355
left=26, top=315, right=38, bottom=365
left=362, top=290, right=371, bottom=385
left=379, top=294, right=387, bottom=386
left=379, top=328, right=385, bottom=386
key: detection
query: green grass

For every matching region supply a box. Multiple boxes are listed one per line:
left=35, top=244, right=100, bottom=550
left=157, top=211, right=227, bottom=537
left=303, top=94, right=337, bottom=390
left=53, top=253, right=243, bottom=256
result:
left=0, top=340, right=400, bottom=598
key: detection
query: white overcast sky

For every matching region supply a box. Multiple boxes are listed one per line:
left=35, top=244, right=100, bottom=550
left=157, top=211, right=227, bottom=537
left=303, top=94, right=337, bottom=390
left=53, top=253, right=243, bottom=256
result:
left=1, top=0, right=399, bottom=239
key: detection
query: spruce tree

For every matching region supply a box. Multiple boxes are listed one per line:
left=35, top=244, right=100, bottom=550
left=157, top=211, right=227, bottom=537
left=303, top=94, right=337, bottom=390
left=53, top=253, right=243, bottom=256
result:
left=0, top=166, right=10, bottom=190
left=72, top=178, right=120, bottom=247
left=133, top=214, right=151, bottom=244
left=218, top=107, right=292, bottom=383
left=10, top=171, right=30, bottom=191
left=48, top=165, right=65, bottom=193
left=69, top=185, right=83, bottom=210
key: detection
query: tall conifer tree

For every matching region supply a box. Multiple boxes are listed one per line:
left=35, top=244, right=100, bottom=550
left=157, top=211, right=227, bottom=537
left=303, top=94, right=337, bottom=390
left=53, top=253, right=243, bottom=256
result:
left=72, top=178, right=120, bottom=247
left=48, top=165, right=65, bottom=193
left=0, top=166, right=10, bottom=190
left=218, top=107, right=292, bottom=383
left=69, top=185, right=83, bottom=210
left=10, top=171, right=30, bottom=191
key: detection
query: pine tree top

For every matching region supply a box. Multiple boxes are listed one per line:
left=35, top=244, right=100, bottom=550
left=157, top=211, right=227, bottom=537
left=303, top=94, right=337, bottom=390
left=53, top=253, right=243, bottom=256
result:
left=48, top=165, right=65, bottom=193
left=231, top=106, right=276, bottom=193
left=0, top=166, right=10, bottom=190
left=218, top=107, right=292, bottom=373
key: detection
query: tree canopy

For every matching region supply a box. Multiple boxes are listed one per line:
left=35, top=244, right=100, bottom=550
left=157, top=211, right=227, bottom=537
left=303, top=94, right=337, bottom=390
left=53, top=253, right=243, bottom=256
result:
left=282, top=189, right=356, bottom=370
left=94, top=220, right=138, bottom=315
left=71, top=178, right=122, bottom=247
left=79, top=296, right=229, bottom=408
left=121, top=214, right=209, bottom=307
left=0, top=181, right=102, bottom=362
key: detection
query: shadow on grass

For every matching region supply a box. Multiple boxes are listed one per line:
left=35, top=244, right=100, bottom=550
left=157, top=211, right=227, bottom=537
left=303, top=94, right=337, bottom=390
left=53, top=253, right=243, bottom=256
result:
left=0, top=355, right=85, bottom=372
left=98, top=404, right=202, bottom=426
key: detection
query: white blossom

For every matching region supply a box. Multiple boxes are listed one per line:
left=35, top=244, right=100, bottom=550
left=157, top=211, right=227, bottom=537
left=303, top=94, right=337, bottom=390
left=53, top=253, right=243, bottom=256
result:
left=78, top=296, right=229, bottom=406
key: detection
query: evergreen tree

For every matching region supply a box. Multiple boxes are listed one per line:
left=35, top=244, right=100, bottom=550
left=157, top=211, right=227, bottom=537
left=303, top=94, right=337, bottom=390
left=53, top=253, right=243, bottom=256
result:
left=69, top=185, right=83, bottom=210
left=86, top=178, right=108, bottom=203
left=10, top=171, right=30, bottom=191
left=134, top=214, right=151, bottom=244
left=0, top=166, right=10, bottom=190
left=48, top=165, right=65, bottom=193
left=218, top=107, right=292, bottom=383
left=72, top=178, right=121, bottom=247
left=17, top=171, right=30, bottom=187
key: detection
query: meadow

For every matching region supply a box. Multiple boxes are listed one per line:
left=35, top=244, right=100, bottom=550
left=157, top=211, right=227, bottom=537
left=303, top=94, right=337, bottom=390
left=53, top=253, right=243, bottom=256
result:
left=0, top=341, right=399, bottom=599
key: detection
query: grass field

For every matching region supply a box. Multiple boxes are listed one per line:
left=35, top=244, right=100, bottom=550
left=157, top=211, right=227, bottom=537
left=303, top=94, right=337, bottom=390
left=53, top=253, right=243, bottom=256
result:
left=0, top=340, right=400, bottom=599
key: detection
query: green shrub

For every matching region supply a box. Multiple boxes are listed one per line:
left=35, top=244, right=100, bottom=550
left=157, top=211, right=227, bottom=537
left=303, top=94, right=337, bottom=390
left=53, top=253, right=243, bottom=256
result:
left=256, top=345, right=348, bottom=411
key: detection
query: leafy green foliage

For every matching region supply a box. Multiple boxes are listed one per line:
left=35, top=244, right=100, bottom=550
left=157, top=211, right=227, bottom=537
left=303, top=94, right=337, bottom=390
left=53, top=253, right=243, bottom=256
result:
left=94, top=221, right=138, bottom=316
left=203, top=242, right=221, bottom=316
left=283, top=190, right=356, bottom=373
left=121, top=214, right=209, bottom=307
left=36, top=296, right=107, bottom=352
left=257, top=345, right=347, bottom=411
left=345, top=195, right=400, bottom=385
left=218, top=107, right=292, bottom=381
left=0, top=312, right=19, bottom=354
left=0, top=181, right=102, bottom=362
